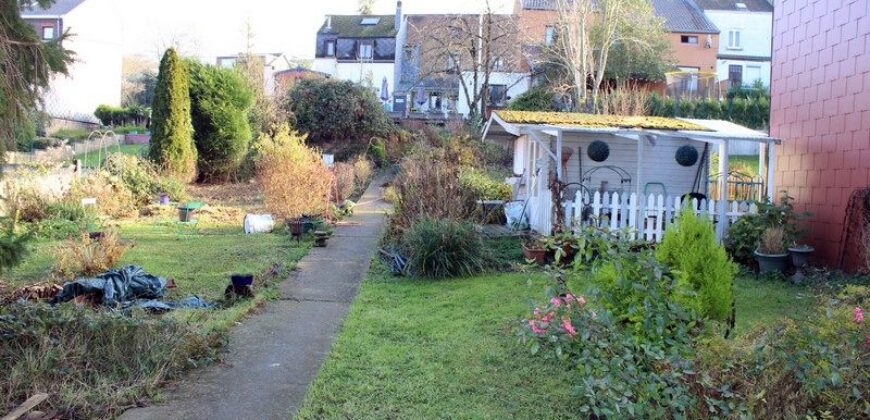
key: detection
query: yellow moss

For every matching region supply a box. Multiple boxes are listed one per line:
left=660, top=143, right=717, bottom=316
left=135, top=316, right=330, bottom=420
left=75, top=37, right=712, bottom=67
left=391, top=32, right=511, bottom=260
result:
left=495, top=110, right=710, bottom=131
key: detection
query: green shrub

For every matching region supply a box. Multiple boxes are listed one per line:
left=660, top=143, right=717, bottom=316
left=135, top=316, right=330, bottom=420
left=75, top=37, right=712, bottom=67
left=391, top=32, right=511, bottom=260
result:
left=458, top=170, right=512, bottom=200
left=186, top=59, right=253, bottom=181
left=656, top=208, right=735, bottom=322
left=149, top=48, right=197, bottom=182
left=725, top=192, right=806, bottom=265
left=286, top=78, right=392, bottom=143
left=507, top=86, right=556, bottom=111
left=0, top=229, right=30, bottom=275
left=401, top=217, right=487, bottom=278
left=51, top=127, right=90, bottom=141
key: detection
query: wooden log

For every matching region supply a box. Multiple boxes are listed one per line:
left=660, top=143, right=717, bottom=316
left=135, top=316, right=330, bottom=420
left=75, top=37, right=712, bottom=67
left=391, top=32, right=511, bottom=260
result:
left=2, top=393, right=49, bottom=420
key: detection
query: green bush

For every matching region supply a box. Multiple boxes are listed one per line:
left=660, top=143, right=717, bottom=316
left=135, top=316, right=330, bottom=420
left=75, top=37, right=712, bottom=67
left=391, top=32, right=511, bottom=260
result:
left=507, top=86, right=556, bottom=111
left=286, top=78, right=392, bottom=143
left=458, top=170, right=512, bottom=200
left=725, top=192, right=806, bottom=265
left=401, top=217, right=487, bottom=278
left=656, top=208, right=735, bottom=322
left=186, top=59, right=253, bottom=181
left=51, top=127, right=90, bottom=141
left=149, top=48, right=197, bottom=182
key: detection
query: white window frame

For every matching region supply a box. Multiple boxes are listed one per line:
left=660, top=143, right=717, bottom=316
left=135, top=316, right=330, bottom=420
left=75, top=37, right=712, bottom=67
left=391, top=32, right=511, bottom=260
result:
left=727, top=29, right=742, bottom=50
left=42, top=26, right=55, bottom=40
left=325, top=40, right=335, bottom=57
left=544, top=26, right=556, bottom=47
left=358, top=41, right=373, bottom=60
left=681, top=35, right=698, bottom=45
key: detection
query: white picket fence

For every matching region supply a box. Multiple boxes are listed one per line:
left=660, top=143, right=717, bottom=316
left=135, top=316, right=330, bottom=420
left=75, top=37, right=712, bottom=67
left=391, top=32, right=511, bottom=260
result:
left=527, top=190, right=758, bottom=243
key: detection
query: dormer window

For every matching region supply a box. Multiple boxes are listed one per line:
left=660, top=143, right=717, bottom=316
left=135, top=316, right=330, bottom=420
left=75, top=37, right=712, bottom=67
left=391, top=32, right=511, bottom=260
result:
left=325, top=40, right=335, bottom=57
left=42, top=26, right=55, bottom=40
left=361, top=17, right=380, bottom=25
left=359, top=40, right=373, bottom=59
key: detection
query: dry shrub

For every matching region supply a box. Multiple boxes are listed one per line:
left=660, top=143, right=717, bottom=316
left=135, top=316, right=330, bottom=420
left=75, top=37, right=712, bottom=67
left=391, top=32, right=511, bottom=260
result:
left=54, top=229, right=132, bottom=278
left=599, top=81, right=651, bottom=116
left=2, top=185, right=49, bottom=222
left=391, top=147, right=475, bottom=235
left=332, top=162, right=355, bottom=202
left=67, top=172, right=137, bottom=219
left=256, top=124, right=333, bottom=219
left=758, top=227, right=786, bottom=254
left=352, top=155, right=373, bottom=191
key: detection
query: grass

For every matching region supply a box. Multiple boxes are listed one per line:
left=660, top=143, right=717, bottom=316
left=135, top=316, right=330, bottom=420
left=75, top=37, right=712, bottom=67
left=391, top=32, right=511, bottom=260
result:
left=73, top=144, right=147, bottom=168
left=297, top=262, right=821, bottom=418
left=729, top=154, right=760, bottom=176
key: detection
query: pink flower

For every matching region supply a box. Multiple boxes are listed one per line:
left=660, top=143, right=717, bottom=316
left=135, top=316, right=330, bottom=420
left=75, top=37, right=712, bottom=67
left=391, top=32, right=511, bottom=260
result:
left=541, top=311, right=555, bottom=323
left=550, top=297, right=562, bottom=307
left=854, top=307, right=865, bottom=323
left=561, top=316, right=577, bottom=337
left=564, top=294, right=586, bottom=306
left=528, top=319, right=545, bottom=334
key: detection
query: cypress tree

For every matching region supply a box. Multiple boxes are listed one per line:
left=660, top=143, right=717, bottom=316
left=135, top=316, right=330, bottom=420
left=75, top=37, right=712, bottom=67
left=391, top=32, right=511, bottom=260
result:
left=149, top=48, right=197, bottom=182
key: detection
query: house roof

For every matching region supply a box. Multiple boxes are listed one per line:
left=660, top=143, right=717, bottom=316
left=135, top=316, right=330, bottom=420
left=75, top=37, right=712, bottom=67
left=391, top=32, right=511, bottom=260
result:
left=494, top=110, right=710, bottom=131
left=21, top=0, right=86, bottom=16
left=519, top=0, right=558, bottom=10
left=318, top=15, right=397, bottom=38
left=694, top=0, right=773, bottom=12
left=650, top=0, right=719, bottom=33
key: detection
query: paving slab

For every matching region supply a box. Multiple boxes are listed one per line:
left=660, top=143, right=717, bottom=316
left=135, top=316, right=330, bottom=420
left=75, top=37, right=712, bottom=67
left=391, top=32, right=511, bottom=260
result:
left=120, top=178, right=390, bottom=420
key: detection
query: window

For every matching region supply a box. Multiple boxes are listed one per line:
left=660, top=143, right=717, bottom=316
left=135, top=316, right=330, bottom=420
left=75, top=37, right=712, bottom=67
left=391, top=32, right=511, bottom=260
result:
left=489, top=84, right=507, bottom=106
left=728, top=64, right=743, bottom=87
left=325, top=40, right=335, bottom=57
left=41, top=26, right=55, bottom=40
left=727, top=29, right=742, bottom=49
left=544, top=26, right=556, bottom=46
left=680, top=35, right=698, bottom=45
left=359, top=41, right=373, bottom=59
left=491, top=57, right=504, bottom=71
left=447, top=53, right=457, bottom=73
left=360, top=17, right=380, bottom=25
left=745, top=65, right=762, bottom=84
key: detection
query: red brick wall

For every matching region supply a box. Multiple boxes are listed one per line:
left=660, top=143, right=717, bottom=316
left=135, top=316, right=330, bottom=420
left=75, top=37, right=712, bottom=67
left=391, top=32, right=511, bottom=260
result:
left=771, top=0, right=870, bottom=267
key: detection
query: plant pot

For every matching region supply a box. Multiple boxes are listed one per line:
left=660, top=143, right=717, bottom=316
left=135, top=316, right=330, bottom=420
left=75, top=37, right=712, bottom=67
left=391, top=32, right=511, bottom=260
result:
left=313, top=231, right=329, bottom=247
left=158, top=193, right=170, bottom=205
left=178, top=208, right=195, bottom=222
left=230, top=274, right=254, bottom=287
left=287, top=219, right=305, bottom=238
left=522, top=245, right=547, bottom=265
left=754, top=250, right=790, bottom=274
left=88, top=231, right=105, bottom=240
left=788, top=245, right=814, bottom=268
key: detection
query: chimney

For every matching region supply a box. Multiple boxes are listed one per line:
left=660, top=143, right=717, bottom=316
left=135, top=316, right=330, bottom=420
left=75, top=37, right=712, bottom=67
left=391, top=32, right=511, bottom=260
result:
left=395, top=1, right=402, bottom=30
left=326, top=15, right=332, bottom=30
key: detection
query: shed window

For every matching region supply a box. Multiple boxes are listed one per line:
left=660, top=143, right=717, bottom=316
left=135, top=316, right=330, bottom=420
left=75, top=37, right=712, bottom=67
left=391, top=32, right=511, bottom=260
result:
left=42, top=26, right=55, bottom=40
left=680, top=35, right=698, bottom=45
left=489, top=84, right=507, bottom=106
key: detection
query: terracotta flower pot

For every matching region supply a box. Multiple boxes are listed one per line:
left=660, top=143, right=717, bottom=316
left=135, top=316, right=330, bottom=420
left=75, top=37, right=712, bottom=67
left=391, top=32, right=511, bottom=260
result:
left=522, top=245, right=547, bottom=265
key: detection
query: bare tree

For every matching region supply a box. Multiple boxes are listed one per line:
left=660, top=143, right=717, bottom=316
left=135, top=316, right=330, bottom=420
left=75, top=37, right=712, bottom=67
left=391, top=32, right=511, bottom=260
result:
left=551, top=0, right=667, bottom=110
left=358, top=0, right=375, bottom=15
left=407, top=0, right=524, bottom=127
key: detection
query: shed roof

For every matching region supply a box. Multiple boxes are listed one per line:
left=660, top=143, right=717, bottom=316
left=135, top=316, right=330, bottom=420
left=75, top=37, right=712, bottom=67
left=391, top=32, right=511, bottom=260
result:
left=485, top=110, right=778, bottom=143
left=650, top=0, right=719, bottom=33
left=21, top=0, right=86, bottom=16
left=318, top=15, right=397, bottom=38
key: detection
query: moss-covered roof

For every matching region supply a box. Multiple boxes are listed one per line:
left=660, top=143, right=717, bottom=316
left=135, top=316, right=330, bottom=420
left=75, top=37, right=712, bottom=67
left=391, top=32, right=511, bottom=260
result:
left=495, top=110, right=710, bottom=131
left=319, top=15, right=397, bottom=38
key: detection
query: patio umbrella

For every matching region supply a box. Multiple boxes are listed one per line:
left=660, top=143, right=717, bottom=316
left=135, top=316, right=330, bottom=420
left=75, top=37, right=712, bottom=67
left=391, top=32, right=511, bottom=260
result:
left=380, top=77, right=390, bottom=102
left=415, top=84, right=427, bottom=107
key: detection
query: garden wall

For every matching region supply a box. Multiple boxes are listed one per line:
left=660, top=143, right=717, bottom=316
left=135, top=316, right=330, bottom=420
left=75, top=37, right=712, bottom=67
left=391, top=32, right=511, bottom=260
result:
left=771, top=0, right=870, bottom=268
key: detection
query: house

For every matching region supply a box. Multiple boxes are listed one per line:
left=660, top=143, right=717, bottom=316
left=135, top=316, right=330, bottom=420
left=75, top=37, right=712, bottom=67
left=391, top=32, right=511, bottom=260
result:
left=22, top=0, right=123, bottom=126
left=695, top=0, right=773, bottom=89
left=216, top=52, right=293, bottom=95
left=770, top=0, right=870, bottom=269
left=514, top=0, right=720, bottom=84
left=273, top=67, right=329, bottom=93
left=483, top=110, right=778, bottom=239
left=395, top=13, right=531, bottom=117
left=311, top=4, right=401, bottom=105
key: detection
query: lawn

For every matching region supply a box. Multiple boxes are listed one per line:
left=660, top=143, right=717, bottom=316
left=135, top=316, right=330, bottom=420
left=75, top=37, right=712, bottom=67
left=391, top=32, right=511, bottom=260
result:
left=73, top=143, right=147, bottom=168
left=297, top=264, right=818, bottom=418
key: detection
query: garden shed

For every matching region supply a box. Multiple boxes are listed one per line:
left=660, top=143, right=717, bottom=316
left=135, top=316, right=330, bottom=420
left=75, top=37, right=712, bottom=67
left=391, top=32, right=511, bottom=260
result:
left=482, top=110, right=780, bottom=241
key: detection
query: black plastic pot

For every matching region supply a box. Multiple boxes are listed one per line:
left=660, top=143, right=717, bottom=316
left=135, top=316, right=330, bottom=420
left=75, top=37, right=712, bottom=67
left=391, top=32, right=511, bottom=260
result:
left=788, top=245, right=814, bottom=268
left=230, top=274, right=254, bottom=287
left=179, top=208, right=194, bottom=222
left=754, top=250, right=790, bottom=274
left=88, top=231, right=105, bottom=240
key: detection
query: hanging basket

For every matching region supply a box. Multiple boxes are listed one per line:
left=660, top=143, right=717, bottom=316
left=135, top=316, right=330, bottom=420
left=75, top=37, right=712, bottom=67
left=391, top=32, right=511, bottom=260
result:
left=675, top=145, right=699, bottom=167
left=587, top=141, right=610, bottom=162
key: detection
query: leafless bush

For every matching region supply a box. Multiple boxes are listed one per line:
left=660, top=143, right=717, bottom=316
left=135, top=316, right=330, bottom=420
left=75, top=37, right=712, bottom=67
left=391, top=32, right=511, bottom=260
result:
left=54, top=229, right=132, bottom=278
left=598, top=81, right=652, bottom=116
left=67, top=172, right=137, bottom=219
left=352, top=155, right=374, bottom=192
left=256, top=125, right=333, bottom=219
left=332, top=162, right=355, bottom=202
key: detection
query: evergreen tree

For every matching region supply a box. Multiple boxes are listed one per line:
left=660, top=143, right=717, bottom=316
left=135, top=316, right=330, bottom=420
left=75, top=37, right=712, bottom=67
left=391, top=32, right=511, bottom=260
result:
left=0, top=0, right=73, bottom=155
left=186, top=59, right=253, bottom=181
left=149, top=48, right=197, bottom=182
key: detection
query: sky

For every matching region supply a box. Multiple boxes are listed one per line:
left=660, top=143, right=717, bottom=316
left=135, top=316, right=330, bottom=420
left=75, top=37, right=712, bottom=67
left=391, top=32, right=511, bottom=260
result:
left=115, top=0, right=514, bottom=63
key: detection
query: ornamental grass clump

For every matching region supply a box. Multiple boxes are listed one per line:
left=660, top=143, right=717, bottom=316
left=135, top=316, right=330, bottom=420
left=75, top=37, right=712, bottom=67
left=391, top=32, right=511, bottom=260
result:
left=256, top=124, right=333, bottom=219
left=656, top=208, right=736, bottom=323
left=401, top=217, right=487, bottom=279
left=54, top=229, right=132, bottom=278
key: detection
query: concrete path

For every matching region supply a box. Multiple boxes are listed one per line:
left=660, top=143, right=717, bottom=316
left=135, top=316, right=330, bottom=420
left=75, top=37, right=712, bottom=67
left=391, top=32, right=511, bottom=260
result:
left=121, top=178, right=390, bottom=420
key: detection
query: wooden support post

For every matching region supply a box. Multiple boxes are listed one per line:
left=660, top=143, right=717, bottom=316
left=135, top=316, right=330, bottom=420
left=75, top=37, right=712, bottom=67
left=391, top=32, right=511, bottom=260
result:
left=766, top=142, right=776, bottom=200
left=717, top=141, right=729, bottom=242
